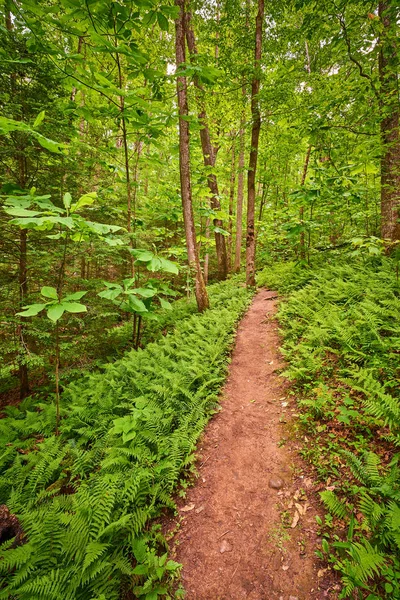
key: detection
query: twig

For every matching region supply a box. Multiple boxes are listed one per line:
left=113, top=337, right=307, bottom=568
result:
left=230, top=561, right=240, bottom=583
left=217, top=529, right=231, bottom=540
left=200, top=455, right=211, bottom=467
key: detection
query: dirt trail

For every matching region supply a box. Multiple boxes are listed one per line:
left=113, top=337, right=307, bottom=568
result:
left=170, top=290, right=332, bottom=600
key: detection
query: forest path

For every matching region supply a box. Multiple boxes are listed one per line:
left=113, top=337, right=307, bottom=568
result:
left=169, top=289, right=330, bottom=600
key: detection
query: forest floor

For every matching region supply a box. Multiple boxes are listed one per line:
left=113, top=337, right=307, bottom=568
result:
left=166, top=289, right=340, bottom=600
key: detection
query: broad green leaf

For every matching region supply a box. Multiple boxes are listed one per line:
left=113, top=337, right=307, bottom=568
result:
left=157, top=12, right=169, bottom=31
left=70, top=192, right=97, bottom=213
left=130, top=249, right=154, bottom=262
left=63, top=192, right=72, bottom=211
left=33, top=110, right=45, bottom=128
left=127, top=295, right=147, bottom=313
left=4, top=207, right=41, bottom=217
left=41, top=286, right=58, bottom=300
left=33, top=132, right=65, bottom=154
left=159, top=257, right=179, bottom=274
left=16, top=303, right=47, bottom=317
left=47, top=303, right=65, bottom=322
left=122, top=278, right=135, bottom=290
left=98, top=288, right=122, bottom=301
left=159, top=298, right=172, bottom=310
left=103, top=237, right=124, bottom=246
left=63, top=302, right=87, bottom=314
left=63, top=291, right=87, bottom=301
left=213, top=226, right=230, bottom=237
left=132, top=288, right=157, bottom=298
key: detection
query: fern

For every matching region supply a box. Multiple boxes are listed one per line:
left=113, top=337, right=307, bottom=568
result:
left=0, top=279, right=253, bottom=599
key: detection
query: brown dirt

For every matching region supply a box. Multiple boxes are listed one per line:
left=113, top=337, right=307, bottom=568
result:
left=168, top=289, right=339, bottom=600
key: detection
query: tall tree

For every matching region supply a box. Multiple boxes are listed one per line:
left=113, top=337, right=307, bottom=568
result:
left=175, top=0, right=209, bottom=311
left=378, top=1, right=400, bottom=243
left=246, top=0, right=264, bottom=286
left=185, top=10, right=228, bottom=280
left=234, top=91, right=246, bottom=273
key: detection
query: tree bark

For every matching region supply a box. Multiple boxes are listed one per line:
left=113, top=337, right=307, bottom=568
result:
left=228, top=141, right=236, bottom=271
left=175, top=0, right=209, bottom=312
left=234, top=98, right=245, bottom=272
left=378, top=1, right=400, bottom=242
left=246, top=0, right=264, bottom=287
left=6, top=4, right=30, bottom=399
left=185, top=10, right=228, bottom=280
left=299, top=145, right=311, bottom=261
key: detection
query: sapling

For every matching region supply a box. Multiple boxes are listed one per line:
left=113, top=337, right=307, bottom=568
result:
left=17, top=286, right=87, bottom=434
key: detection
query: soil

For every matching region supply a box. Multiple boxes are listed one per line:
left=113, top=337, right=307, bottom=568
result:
left=168, top=289, right=339, bottom=600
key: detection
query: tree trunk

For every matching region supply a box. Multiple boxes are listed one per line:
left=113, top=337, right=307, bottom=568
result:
left=115, top=38, right=136, bottom=277
left=7, top=4, right=30, bottom=399
left=185, top=10, right=228, bottom=280
left=378, top=1, right=400, bottom=242
left=234, top=102, right=245, bottom=272
left=175, top=0, right=209, bottom=312
left=299, top=145, right=312, bottom=261
left=228, top=142, right=236, bottom=271
left=246, top=0, right=264, bottom=287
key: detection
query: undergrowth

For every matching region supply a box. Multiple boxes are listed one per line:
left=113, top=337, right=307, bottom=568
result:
left=261, top=257, right=400, bottom=599
left=0, top=278, right=252, bottom=600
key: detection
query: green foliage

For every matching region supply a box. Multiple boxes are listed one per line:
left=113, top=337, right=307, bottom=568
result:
left=276, top=256, right=400, bottom=597
left=0, top=279, right=253, bottom=599
left=17, top=287, right=87, bottom=322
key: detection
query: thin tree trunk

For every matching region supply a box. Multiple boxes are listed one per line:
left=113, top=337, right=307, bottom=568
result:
left=55, top=322, right=60, bottom=435
left=299, top=145, right=312, bottom=261
left=299, top=41, right=312, bottom=261
left=259, top=184, right=269, bottom=221
left=18, top=227, right=29, bottom=399
left=115, top=42, right=135, bottom=276
left=378, top=1, right=400, bottom=242
left=234, top=100, right=245, bottom=272
left=204, top=217, right=210, bottom=284
left=246, top=0, right=264, bottom=287
left=185, top=10, right=228, bottom=280
left=228, top=142, right=236, bottom=271
left=7, top=2, right=30, bottom=398
left=175, top=0, right=209, bottom=312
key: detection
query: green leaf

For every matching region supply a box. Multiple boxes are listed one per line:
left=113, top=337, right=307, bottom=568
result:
left=63, top=192, right=72, bottom=211
left=122, top=278, right=135, bottom=290
left=127, top=295, right=147, bottom=313
left=159, top=298, right=172, bottom=310
left=130, top=249, right=154, bottom=262
left=47, top=303, right=65, bottom=322
left=157, top=12, right=169, bottom=31
left=33, top=110, right=45, bottom=128
left=132, top=564, right=148, bottom=575
left=63, top=302, right=87, bottom=314
left=132, top=288, right=157, bottom=298
left=63, top=291, right=87, bottom=301
left=33, top=132, right=65, bottom=154
left=213, top=226, right=230, bottom=236
left=161, top=257, right=179, bottom=274
left=4, top=206, right=41, bottom=217
left=98, top=288, right=122, bottom=301
left=16, top=303, right=47, bottom=317
left=70, top=192, right=97, bottom=213
left=41, top=286, right=58, bottom=300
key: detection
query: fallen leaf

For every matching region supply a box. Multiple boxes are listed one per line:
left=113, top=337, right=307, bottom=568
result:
left=220, top=540, right=233, bottom=553
left=181, top=503, right=195, bottom=512
left=295, top=502, right=306, bottom=516
left=291, top=511, right=300, bottom=528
